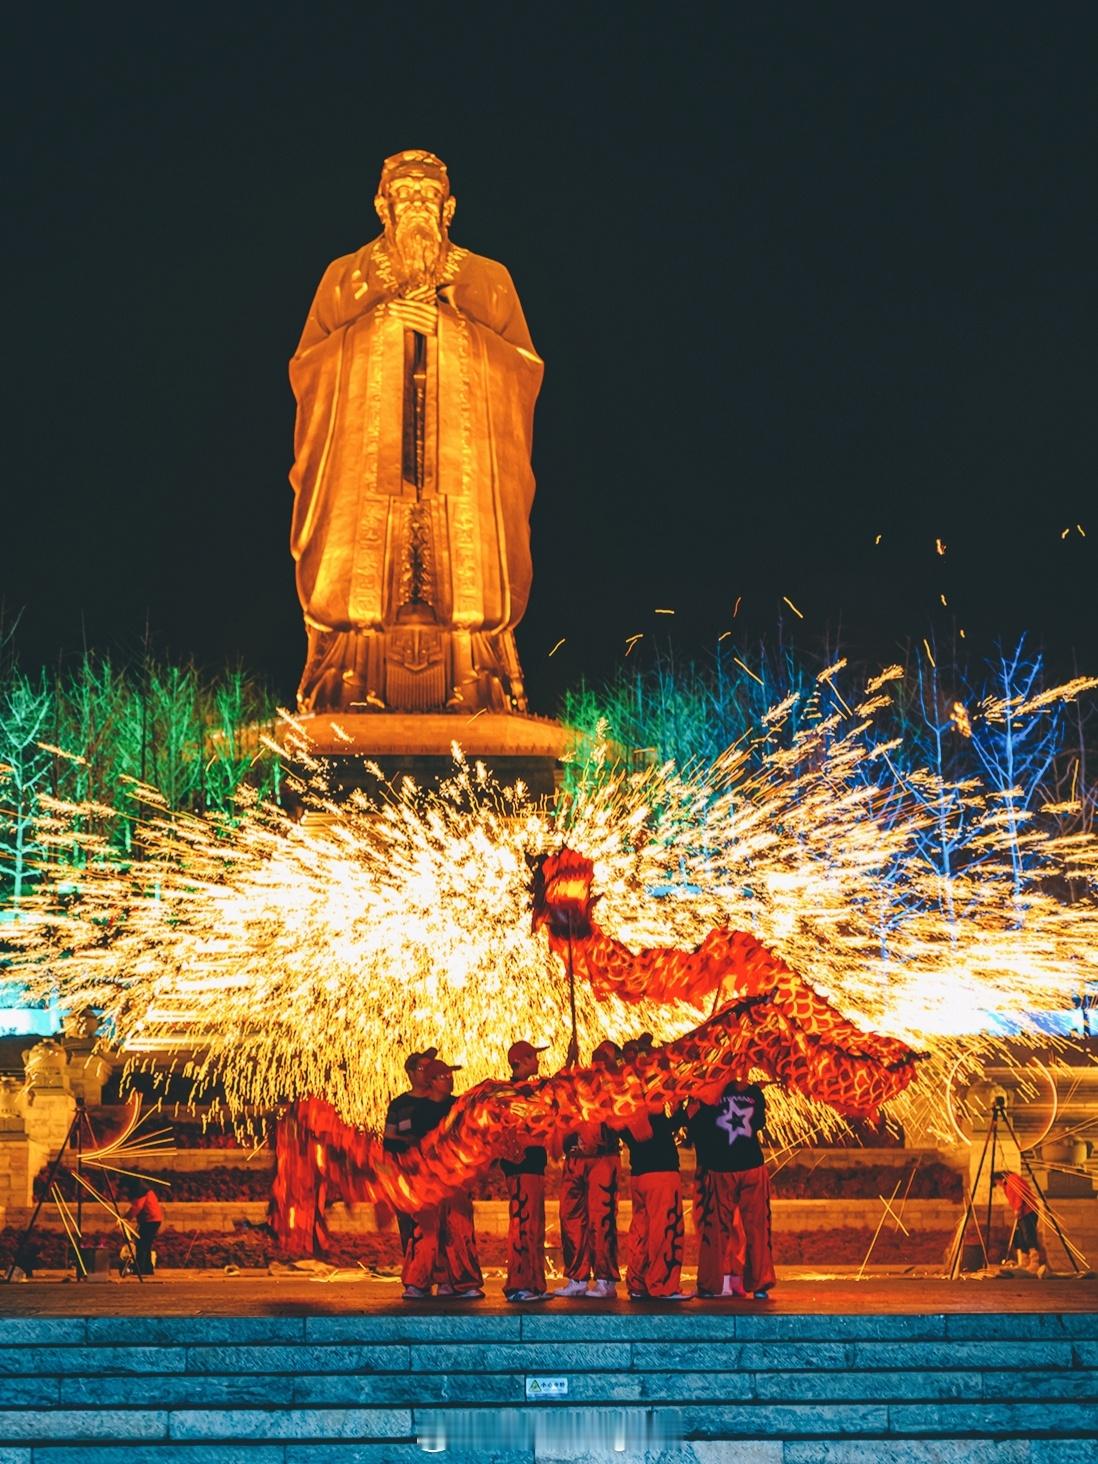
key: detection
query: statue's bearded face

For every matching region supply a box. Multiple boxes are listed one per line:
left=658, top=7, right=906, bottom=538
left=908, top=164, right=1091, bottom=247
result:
left=378, top=175, right=453, bottom=288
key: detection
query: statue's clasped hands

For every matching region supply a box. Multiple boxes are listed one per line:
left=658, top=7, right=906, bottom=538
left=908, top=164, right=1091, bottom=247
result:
left=387, top=296, right=439, bottom=336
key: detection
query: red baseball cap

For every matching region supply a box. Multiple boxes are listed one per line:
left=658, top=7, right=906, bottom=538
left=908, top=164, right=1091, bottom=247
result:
left=507, top=1040, right=549, bottom=1067
left=423, top=1058, right=462, bottom=1082
left=404, top=1046, right=438, bottom=1075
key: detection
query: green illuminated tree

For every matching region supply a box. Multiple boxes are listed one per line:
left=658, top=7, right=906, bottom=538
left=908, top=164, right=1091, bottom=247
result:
left=0, top=670, right=53, bottom=902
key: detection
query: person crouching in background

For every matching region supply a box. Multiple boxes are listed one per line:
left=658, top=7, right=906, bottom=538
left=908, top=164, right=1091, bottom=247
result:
left=994, top=1170, right=1048, bottom=1277
left=121, top=1175, right=164, bottom=1276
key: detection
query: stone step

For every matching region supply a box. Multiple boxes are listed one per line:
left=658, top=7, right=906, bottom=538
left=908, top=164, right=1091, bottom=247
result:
left=0, top=1400, right=1097, bottom=1451
left=3, top=1364, right=1093, bottom=1408
left=2, top=1313, right=1095, bottom=1458
left=4, top=1309, right=1098, bottom=1345
left=11, top=1445, right=1092, bottom=1464
left=2, top=1196, right=970, bottom=1235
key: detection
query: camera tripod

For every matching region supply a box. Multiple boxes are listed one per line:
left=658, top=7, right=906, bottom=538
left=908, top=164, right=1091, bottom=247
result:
left=946, top=1093, right=1081, bottom=1278
left=3, top=1098, right=140, bottom=1283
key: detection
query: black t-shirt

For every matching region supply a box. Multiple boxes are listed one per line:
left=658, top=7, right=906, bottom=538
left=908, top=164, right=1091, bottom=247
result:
left=500, top=1143, right=548, bottom=1178
left=688, top=1083, right=766, bottom=1172
left=621, top=1109, right=682, bottom=1176
left=383, top=1092, right=450, bottom=1154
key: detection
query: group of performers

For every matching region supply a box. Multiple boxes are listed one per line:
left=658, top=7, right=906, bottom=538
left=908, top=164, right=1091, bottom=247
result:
left=383, top=1035, right=776, bottom=1303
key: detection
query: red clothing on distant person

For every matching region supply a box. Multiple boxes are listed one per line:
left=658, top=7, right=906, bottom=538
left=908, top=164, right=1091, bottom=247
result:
left=1000, top=1172, right=1038, bottom=1217
left=129, top=1189, right=164, bottom=1224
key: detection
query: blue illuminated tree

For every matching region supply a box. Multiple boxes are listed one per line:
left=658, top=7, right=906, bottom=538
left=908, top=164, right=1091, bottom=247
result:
left=965, top=637, right=1064, bottom=907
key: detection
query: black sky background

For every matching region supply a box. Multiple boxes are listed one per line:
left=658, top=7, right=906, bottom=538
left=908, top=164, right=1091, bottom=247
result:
left=4, top=3, right=1096, bottom=711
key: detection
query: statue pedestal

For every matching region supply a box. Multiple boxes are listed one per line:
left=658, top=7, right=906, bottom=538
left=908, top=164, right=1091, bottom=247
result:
left=282, top=711, right=574, bottom=802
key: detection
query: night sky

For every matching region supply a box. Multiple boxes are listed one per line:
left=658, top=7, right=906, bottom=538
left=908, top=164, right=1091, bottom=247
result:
left=6, top=4, right=1097, bottom=711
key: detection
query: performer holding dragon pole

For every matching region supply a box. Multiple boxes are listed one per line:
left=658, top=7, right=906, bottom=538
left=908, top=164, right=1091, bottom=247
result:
left=273, top=848, right=921, bottom=1250
left=500, top=1040, right=552, bottom=1303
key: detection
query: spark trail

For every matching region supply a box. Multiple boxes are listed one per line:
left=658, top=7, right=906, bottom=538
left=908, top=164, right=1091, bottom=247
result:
left=6, top=665, right=1097, bottom=1149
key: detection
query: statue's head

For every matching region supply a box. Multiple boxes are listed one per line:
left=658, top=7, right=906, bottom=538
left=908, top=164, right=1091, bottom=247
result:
left=375, top=150, right=456, bottom=286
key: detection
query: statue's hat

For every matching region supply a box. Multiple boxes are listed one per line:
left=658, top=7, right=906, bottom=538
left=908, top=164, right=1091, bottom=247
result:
left=379, top=149, right=450, bottom=196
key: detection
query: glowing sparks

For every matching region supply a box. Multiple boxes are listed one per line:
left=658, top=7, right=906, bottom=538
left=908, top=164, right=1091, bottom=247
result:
left=865, top=665, right=904, bottom=693
left=782, top=596, right=805, bottom=620
left=732, top=656, right=764, bottom=687
left=951, top=702, right=973, bottom=738
left=654, top=608, right=675, bottom=616
left=874, top=534, right=883, bottom=546
left=940, top=593, right=948, bottom=607
left=922, top=638, right=936, bottom=668
left=548, top=639, right=566, bottom=657
left=7, top=666, right=1098, bottom=1155
left=624, top=634, right=644, bottom=656
left=732, top=597, right=742, bottom=618
left=936, top=538, right=947, bottom=556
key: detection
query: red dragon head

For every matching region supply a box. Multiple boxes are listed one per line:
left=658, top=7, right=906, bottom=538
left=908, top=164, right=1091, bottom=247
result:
left=529, top=846, right=598, bottom=938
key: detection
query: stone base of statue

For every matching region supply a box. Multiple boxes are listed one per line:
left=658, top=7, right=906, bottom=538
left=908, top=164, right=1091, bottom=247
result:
left=280, top=710, right=574, bottom=802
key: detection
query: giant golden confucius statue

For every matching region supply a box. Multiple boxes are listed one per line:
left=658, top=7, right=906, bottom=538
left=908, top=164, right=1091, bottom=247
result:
left=289, top=150, right=542, bottom=715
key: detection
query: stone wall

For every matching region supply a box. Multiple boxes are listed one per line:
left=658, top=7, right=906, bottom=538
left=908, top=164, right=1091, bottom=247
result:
left=0, top=1197, right=967, bottom=1238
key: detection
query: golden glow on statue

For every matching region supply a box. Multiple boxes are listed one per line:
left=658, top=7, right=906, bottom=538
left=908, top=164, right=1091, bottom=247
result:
left=289, top=149, right=543, bottom=714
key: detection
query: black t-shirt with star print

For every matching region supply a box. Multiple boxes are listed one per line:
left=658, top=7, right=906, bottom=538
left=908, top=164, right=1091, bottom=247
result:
left=687, top=1082, right=766, bottom=1172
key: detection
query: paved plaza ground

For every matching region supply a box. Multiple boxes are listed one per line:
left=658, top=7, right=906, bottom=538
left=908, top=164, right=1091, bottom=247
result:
left=3, top=1269, right=1096, bottom=1318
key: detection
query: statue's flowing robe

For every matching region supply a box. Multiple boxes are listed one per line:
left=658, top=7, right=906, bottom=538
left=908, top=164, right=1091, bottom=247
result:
left=289, top=240, right=542, bottom=642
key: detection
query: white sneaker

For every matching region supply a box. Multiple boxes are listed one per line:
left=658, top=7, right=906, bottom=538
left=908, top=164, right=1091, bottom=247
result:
left=553, top=1277, right=591, bottom=1298
left=402, top=1284, right=431, bottom=1299
left=720, top=1273, right=747, bottom=1298
left=585, top=1278, right=617, bottom=1299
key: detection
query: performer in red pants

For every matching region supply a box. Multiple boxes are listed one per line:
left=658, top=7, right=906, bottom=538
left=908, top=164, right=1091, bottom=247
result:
left=688, top=1079, right=776, bottom=1299
left=499, top=1039, right=551, bottom=1301
left=616, top=1033, right=691, bottom=1300
left=555, top=1041, right=622, bottom=1299
left=402, top=1058, right=485, bottom=1299
left=383, top=1047, right=438, bottom=1255
left=621, top=1108, right=692, bottom=1299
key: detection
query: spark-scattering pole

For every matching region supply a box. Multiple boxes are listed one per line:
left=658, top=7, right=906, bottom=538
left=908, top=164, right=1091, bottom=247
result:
left=4, top=1109, right=82, bottom=1283
left=985, top=1104, right=998, bottom=1261
left=565, top=929, right=579, bottom=1069
left=947, top=1110, right=997, bottom=1279
left=996, top=1100, right=1082, bottom=1274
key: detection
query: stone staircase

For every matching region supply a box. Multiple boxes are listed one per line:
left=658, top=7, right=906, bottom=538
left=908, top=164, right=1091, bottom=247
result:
left=0, top=1308, right=1096, bottom=1461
